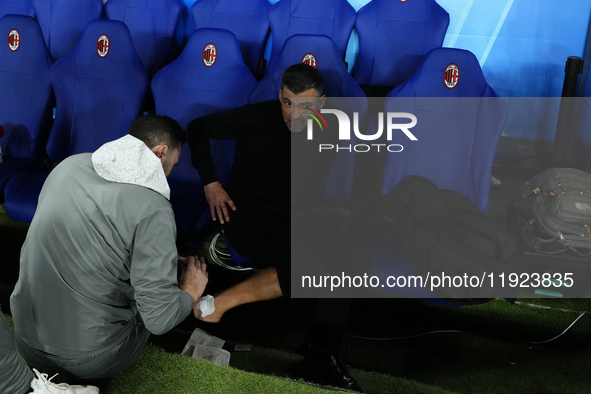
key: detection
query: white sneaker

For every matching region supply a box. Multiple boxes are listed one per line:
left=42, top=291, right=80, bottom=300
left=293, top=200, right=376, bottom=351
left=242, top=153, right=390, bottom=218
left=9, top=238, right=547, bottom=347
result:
left=30, top=369, right=99, bottom=394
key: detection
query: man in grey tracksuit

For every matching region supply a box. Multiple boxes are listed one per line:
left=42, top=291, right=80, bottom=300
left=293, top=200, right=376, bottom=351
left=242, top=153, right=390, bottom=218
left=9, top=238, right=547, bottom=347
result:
left=9, top=115, right=208, bottom=382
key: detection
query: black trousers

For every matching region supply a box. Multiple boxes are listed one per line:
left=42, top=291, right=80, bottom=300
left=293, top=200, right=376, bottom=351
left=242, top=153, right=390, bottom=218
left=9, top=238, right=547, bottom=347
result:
left=223, top=199, right=291, bottom=295
left=293, top=211, right=366, bottom=354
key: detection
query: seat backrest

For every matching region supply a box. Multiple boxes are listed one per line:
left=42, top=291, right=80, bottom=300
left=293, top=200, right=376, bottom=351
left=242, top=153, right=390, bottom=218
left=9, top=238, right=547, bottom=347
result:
left=191, top=0, right=270, bottom=78
left=32, top=0, right=103, bottom=61
left=105, top=0, right=184, bottom=76
left=249, top=34, right=365, bottom=103
left=355, top=0, right=449, bottom=87
left=0, top=0, right=34, bottom=19
left=0, top=14, right=53, bottom=161
left=152, top=27, right=257, bottom=185
left=266, top=0, right=355, bottom=75
left=46, top=18, right=148, bottom=163
left=382, top=48, right=508, bottom=213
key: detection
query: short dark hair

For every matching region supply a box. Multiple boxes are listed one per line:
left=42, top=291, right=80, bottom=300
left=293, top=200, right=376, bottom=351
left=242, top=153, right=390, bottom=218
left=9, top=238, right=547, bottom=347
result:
left=280, top=63, right=323, bottom=96
left=128, top=114, right=186, bottom=150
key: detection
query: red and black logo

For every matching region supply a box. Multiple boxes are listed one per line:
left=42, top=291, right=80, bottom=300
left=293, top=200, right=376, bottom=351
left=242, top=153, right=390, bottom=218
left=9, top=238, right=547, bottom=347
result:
left=96, top=34, right=110, bottom=58
left=203, top=43, right=217, bottom=67
left=443, top=63, right=460, bottom=89
left=302, top=53, right=318, bottom=69
left=8, top=29, right=20, bottom=51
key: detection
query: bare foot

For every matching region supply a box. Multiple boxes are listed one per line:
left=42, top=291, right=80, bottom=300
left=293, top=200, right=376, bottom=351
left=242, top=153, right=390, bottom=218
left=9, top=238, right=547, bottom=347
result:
left=193, top=297, right=224, bottom=323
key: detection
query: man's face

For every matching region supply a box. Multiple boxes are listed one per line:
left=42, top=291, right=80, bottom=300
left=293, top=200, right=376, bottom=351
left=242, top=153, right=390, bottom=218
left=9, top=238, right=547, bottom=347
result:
left=162, top=146, right=181, bottom=177
left=279, top=87, right=325, bottom=133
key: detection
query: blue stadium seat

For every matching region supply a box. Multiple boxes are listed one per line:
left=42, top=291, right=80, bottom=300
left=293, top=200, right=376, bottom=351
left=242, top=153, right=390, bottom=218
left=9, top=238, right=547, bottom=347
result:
left=0, top=15, right=53, bottom=203
left=0, top=0, right=34, bottom=18
left=382, top=48, right=507, bottom=211
left=364, top=48, right=508, bottom=301
left=151, top=27, right=257, bottom=251
left=354, top=0, right=449, bottom=90
left=105, top=0, right=184, bottom=76
left=248, top=33, right=367, bottom=204
left=32, top=0, right=103, bottom=61
left=266, top=0, right=356, bottom=75
left=4, top=19, right=148, bottom=222
left=191, top=0, right=270, bottom=79
left=248, top=34, right=366, bottom=104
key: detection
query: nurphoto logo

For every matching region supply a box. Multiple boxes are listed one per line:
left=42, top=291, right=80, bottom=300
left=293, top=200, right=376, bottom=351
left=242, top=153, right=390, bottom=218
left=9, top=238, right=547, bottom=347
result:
left=306, top=109, right=418, bottom=153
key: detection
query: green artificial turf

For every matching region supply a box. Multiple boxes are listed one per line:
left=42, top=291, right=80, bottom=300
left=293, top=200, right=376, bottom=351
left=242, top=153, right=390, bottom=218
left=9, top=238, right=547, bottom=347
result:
left=107, top=344, right=344, bottom=394
left=420, top=298, right=591, bottom=343
left=6, top=310, right=591, bottom=394
left=107, top=343, right=464, bottom=394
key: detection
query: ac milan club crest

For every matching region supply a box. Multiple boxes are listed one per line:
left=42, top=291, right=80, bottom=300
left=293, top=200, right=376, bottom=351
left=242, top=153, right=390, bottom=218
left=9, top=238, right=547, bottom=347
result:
left=96, top=34, right=110, bottom=58
left=302, top=53, right=318, bottom=69
left=203, top=43, right=217, bottom=67
left=8, top=29, right=20, bottom=52
left=443, top=63, right=460, bottom=89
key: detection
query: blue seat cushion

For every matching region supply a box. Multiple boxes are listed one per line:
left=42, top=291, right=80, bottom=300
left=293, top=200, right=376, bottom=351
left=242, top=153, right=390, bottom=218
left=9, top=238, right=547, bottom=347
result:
left=0, top=158, right=43, bottom=203
left=4, top=169, right=50, bottom=222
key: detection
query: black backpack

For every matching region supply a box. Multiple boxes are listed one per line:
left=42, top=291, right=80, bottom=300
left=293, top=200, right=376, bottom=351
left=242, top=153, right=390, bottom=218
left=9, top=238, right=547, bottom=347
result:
left=360, top=176, right=521, bottom=304
left=512, top=168, right=591, bottom=256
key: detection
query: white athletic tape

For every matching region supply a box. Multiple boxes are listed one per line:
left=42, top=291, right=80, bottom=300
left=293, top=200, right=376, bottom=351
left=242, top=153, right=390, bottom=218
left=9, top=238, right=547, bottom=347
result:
left=198, top=295, right=215, bottom=318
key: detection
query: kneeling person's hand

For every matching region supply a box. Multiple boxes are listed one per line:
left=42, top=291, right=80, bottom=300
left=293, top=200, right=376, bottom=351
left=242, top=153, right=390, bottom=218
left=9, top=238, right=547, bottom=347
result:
left=180, top=256, right=209, bottom=304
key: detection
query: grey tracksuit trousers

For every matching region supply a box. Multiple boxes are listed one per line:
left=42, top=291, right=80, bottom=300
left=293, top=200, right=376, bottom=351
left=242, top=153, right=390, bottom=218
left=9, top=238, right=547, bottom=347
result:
left=1, top=304, right=32, bottom=394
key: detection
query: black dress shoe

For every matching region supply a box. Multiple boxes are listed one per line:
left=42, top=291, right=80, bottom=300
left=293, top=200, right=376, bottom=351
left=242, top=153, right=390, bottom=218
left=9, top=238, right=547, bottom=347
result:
left=303, top=344, right=364, bottom=392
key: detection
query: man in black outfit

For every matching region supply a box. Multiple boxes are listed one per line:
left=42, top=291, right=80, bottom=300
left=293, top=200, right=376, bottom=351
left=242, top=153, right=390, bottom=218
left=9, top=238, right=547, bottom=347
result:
left=187, top=64, right=362, bottom=392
